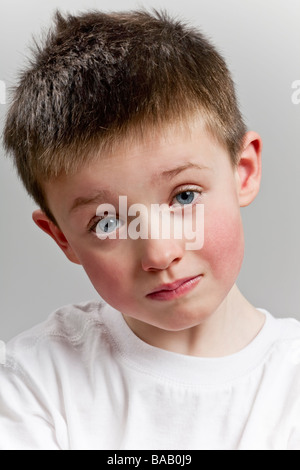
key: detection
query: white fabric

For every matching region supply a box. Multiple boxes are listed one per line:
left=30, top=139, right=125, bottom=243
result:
left=0, top=300, right=300, bottom=450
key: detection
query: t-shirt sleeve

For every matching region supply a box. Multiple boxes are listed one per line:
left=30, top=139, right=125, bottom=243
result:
left=0, top=359, right=67, bottom=450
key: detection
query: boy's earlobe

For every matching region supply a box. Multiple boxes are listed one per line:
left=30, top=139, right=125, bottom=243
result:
left=32, top=210, right=81, bottom=265
left=237, top=131, right=262, bottom=207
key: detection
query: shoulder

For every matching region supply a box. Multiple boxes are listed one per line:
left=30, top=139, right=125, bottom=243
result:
left=274, top=314, right=300, bottom=363
left=9, top=299, right=107, bottom=343
left=270, top=311, right=300, bottom=343
left=1, top=300, right=112, bottom=377
left=0, top=301, right=110, bottom=451
left=261, top=311, right=300, bottom=379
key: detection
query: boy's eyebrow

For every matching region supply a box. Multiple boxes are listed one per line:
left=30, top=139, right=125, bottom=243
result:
left=69, top=189, right=115, bottom=214
left=69, top=162, right=208, bottom=214
left=153, top=162, right=210, bottom=182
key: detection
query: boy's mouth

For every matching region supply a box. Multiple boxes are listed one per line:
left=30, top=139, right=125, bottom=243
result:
left=146, top=275, right=202, bottom=301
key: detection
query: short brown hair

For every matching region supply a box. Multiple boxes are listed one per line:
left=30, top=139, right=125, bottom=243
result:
left=3, top=9, right=246, bottom=223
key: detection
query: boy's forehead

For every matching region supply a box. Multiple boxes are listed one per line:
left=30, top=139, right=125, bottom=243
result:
left=44, top=120, right=228, bottom=216
left=81, top=122, right=220, bottom=184
left=91, top=118, right=220, bottom=168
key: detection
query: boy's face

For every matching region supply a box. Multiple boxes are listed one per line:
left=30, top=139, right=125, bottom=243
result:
left=41, top=120, right=260, bottom=333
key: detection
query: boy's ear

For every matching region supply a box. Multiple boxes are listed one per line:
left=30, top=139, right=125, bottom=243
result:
left=32, top=210, right=81, bottom=265
left=236, top=131, right=262, bottom=207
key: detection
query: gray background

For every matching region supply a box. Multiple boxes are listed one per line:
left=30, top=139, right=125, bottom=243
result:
left=0, top=0, right=299, bottom=342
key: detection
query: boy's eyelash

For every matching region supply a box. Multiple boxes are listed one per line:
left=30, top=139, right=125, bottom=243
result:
left=171, top=185, right=203, bottom=202
left=88, top=216, right=105, bottom=233
left=86, top=213, right=103, bottom=233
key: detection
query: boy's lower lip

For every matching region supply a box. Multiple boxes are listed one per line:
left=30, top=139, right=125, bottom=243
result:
left=146, top=275, right=202, bottom=301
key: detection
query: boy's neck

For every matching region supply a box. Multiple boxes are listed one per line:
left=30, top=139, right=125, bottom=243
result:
left=123, top=285, right=266, bottom=358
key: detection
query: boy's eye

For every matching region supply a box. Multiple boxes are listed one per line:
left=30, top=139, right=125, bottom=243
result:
left=173, top=191, right=198, bottom=206
left=96, top=216, right=120, bottom=235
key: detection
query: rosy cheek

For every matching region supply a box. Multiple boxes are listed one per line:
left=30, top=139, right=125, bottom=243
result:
left=201, top=208, right=244, bottom=280
left=80, top=252, right=123, bottom=298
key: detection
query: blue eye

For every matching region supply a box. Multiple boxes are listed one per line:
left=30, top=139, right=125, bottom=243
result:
left=174, top=191, right=196, bottom=205
left=96, top=217, right=120, bottom=234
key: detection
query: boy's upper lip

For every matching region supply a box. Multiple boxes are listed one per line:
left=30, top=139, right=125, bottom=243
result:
left=147, top=275, right=202, bottom=295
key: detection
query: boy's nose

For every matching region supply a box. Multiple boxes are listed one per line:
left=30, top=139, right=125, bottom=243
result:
left=140, top=237, right=184, bottom=271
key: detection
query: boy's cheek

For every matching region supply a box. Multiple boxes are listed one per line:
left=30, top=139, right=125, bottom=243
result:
left=201, top=208, right=244, bottom=279
left=79, top=252, right=131, bottom=303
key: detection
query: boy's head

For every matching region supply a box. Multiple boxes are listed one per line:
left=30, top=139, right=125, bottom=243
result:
left=3, top=9, right=262, bottom=335
left=4, top=9, right=247, bottom=224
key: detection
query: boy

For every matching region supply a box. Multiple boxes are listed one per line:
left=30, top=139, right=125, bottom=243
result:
left=1, top=9, right=300, bottom=450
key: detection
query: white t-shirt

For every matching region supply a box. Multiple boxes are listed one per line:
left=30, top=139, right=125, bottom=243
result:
left=0, top=300, right=300, bottom=450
